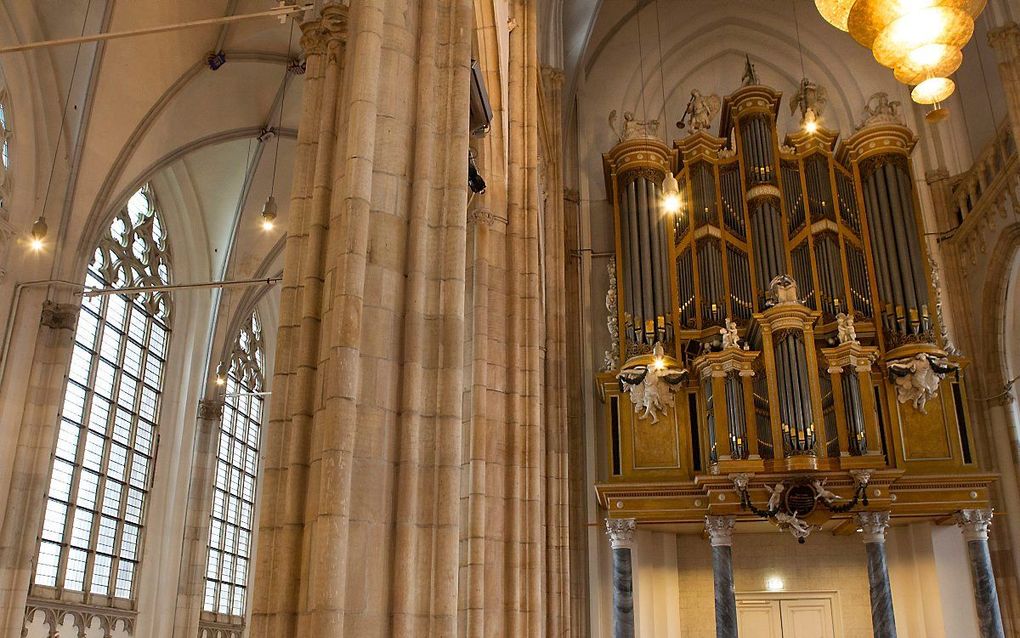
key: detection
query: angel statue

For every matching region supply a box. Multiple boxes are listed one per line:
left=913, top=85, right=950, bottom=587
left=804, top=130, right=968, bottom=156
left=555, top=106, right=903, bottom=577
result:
left=609, top=109, right=660, bottom=142
left=765, top=481, right=786, bottom=512
left=790, top=77, right=827, bottom=123
left=617, top=342, right=688, bottom=423
left=887, top=353, right=958, bottom=414
left=741, top=54, right=759, bottom=87
left=836, top=312, right=857, bottom=345
left=720, top=318, right=740, bottom=350
left=687, top=89, right=721, bottom=133
left=812, top=479, right=840, bottom=503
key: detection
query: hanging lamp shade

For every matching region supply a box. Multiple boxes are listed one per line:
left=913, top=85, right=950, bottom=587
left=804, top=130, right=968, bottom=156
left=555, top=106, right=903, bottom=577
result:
left=911, top=76, right=956, bottom=104
left=820, top=0, right=987, bottom=106
left=814, top=0, right=855, bottom=31
left=893, top=45, right=963, bottom=85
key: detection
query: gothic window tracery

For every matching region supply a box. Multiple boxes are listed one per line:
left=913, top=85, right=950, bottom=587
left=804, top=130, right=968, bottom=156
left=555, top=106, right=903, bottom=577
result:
left=32, top=184, right=172, bottom=602
left=202, top=312, right=265, bottom=619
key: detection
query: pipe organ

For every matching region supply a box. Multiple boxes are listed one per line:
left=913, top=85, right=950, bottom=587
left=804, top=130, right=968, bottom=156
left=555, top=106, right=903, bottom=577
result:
left=598, top=80, right=994, bottom=529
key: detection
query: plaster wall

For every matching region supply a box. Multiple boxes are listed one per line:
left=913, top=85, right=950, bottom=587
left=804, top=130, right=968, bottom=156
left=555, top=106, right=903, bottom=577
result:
left=591, top=524, right=980, bottom=638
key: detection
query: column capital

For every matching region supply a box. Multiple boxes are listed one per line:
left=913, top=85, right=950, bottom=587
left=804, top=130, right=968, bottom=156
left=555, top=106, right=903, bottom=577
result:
left=198, top=398, right=225, bottom=421
left=955, top=508, right=994, bottom=542
left=300, top=3, right=348, bottom=55
left=855, top=511, right=891, bottom=544
left=40, top=300, right=78, bottom=330
left=988, top=22, right=1020, bottom=61
left=705, top=515, right=736, bottom=547
left=605, top=518, right=636, bottom=549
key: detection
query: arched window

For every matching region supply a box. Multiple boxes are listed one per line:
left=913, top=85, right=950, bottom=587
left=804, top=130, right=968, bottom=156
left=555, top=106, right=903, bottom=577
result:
left=0, top=89, right=12, bottom=210
left=33, top=185, right=172, bottom=601
left=203, top=312, right=265, bottom=618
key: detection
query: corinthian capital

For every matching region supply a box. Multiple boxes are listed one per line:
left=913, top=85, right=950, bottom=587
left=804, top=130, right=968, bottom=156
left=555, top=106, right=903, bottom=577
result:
left=855, top=511, right=891, bottom=544
left=705, top=515, right=736, bottom=547
left=955, top=509, right=994, bottom=542
left=605, top=518, right=636, bottom=549
left=300, top=2, right=348, bottom=55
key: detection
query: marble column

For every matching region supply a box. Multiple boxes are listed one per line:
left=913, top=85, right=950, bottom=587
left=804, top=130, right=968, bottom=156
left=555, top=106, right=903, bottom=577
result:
left=606, top=518, right=636, bottom=638
left=856, top=511, right=897, bottom=638
left=706, top=515, right=737, bottom=638
left=956, top=509, right=1006, bottom=638
left=989, top=23, right=1020, bottom=148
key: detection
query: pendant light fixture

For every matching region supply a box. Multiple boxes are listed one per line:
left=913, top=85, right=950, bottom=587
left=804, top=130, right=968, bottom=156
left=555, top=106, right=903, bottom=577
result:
left=652, top=0, right=682, bottom=215
left=261, top=19, right=294, bottom=232
left=792, top=0, right=819, bottom=134
left=31, top=0, right=93, bottom=252
left=813, top=0, right=987, bottom=107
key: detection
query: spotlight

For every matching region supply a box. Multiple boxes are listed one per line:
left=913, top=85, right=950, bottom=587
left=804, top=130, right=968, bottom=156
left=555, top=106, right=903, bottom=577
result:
left=803, top=108, right=819, bottom=134
left=261, top=196, right=278, bottom=231
left=661, top=172, right=682, bottom=214
left=468, top=150, right=486, bottom=194
left=765, top=576, right=784, bottom=592
left=29, top=216, right=47, bottom=252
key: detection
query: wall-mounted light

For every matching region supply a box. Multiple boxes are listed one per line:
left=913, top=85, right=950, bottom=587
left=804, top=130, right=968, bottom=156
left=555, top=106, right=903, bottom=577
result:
left=215, top=361, right=227, bottom=386
left=765, top=576, right=785, bottom=592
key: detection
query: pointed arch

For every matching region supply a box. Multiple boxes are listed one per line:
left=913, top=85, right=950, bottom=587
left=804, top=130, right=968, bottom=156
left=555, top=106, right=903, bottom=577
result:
left=201, top=310, right=265, bottom=621
left=31, top=183, right=172, bottom=603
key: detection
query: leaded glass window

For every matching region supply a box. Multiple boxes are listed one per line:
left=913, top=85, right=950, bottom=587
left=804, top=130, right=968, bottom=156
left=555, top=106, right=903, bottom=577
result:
left=33, top=184, right=172, bottom=601
left=203, top=312, right=265, bottom=618
left=0, top=90, right=12, bottom=208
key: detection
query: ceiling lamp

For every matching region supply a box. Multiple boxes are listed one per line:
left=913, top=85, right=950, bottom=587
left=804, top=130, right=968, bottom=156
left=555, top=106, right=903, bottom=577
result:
left=814, top=0, right=987, bottom=106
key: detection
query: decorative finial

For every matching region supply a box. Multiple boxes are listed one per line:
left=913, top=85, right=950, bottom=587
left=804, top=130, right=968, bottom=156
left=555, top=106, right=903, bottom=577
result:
left=741, top=54, right=759, bottom=87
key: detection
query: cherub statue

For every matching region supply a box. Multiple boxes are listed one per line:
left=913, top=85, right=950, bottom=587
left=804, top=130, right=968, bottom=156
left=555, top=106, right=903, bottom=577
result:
left=775, top=511, right=813, bottom=539
left=720, top=318, right=740, bottom=350
left=617, top=342, right=688, bottom=423
left=859, top=92, right=902, bottom=130
left=741, top=54, right=759, bottom=87
left=836, top=312, right=858, bottom=345
left=765, top=481, right=786, bottom=512
left=688, top=89, right=721, bottom=133
left=812, top=479, right=840, bottom=503
left=888, top=353, right=958, bottom=414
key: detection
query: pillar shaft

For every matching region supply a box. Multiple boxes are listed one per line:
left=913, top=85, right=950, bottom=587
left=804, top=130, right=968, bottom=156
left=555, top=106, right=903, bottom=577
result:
left=989, top=24, right=1020, bottom=149
left=856, top=511, right=897, bottom=638
left=706, top=515, right=737, bottom=638
left=606, top=518, right=636, bottom=638
left=957, top=509, right=1006, bottom=638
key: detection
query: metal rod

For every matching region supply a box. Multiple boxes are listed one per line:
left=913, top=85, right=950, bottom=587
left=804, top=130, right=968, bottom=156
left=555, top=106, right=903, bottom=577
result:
left=223, top=391, right=273, bottom=397
left=0, top=5, right=313, bottom=54
left=79, top=277, right=282, bottom=297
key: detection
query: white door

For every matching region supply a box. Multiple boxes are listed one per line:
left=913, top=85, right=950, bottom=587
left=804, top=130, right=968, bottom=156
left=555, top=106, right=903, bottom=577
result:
left=736, top=596, right=837, bottom=638
left=737, top=599, right=782, bottom=638
left=780, top=598, right=836, bottom=638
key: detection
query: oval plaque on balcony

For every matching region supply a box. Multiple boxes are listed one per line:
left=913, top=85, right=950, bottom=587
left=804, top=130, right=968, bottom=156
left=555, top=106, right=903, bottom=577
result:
left=784, top=483, right=817, bottom=517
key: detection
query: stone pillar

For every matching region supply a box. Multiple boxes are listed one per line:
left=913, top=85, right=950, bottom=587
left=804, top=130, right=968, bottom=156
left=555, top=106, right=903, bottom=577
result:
left=856, top=511, right=898, bottom=638
left=0, top=300, right=78, bottom=635
left=606, top=518, right=636, bottom=638
left=956, top=509, right=1006, bottom=638
left=172, top=398, right=225, bottom=636
left=705, top=515, right=737, bottom=638
left=989, top=23, right=1020, bottom=147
